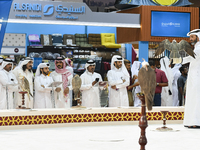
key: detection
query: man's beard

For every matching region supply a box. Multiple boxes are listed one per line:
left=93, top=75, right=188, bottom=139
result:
left=43, top=71, right=49, bottom=75
left=116, top=65, right=122, bottom=69
left=57, top=65, right=62, bottom=69
left=191, top=39, right=197, bottom=45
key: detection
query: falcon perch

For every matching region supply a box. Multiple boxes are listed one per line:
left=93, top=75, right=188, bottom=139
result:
left=138, top=60, right=156, bottom=111
left=155, top=39, right=195, bottom=64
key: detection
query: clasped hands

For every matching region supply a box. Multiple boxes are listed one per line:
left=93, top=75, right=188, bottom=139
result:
left=55, top=87, right=69, bottom=95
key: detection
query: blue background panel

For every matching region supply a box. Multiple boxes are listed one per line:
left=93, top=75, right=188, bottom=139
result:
left=151, top=11, right=190, bottom=37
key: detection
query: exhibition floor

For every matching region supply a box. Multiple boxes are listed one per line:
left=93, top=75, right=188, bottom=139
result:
left=0, top=123, right=199, bottom=150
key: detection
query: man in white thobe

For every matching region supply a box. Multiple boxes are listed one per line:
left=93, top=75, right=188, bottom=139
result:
left=171, top=63, right=181, bottom=106
left=65, top=58, right=73, bottom=107
left=160, top=56, right=173, bottom=106
left=80, top=60, right=103, bottom=107
left=0, top=59, right=18, bottom=109
left=50, top=57, right=73, bottom=108
left=13, top=57, right=34, bottom=108
left=34, top=63, right=54, bottom=109
left=107, top=55, right=130, bottom=107
left=131, top=61, right=141, bottom=107
left=65, top=58, right=73, bottom=75
left=13, top=57, right=24, bottom=72
left=183, top=29, right=200, bottom=128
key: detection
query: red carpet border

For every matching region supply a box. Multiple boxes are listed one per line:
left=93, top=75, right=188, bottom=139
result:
left=0, top=112, right=184, bottom=126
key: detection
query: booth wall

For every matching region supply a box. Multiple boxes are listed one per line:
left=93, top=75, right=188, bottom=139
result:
left=5, top=23, right=117, bottom=55
left=5, top=23, right=116, bottom=36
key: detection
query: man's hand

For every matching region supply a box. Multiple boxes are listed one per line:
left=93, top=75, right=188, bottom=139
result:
left=111, top=85, right=116, bottom=89
left=92, top=81, right=97, bottom=86
left=133, top=75, right=138, bottom=80
left=41, top=85, right=45, bottom=88
left=64, top=87, right=69, bottom=95
left=55, top=87, right=61, bottom=92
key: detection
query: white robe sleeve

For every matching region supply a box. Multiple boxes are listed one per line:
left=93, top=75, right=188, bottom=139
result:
left=182, top=56, right=194, bottom=64
left=80, top=75, right=92, bottom=90
left=44, top=77, right=54, bottom=91
left=68, top=75, right=73, bottom=91
left=0, top=73, right=9, bottom=87
left=107, top=71, right=123, bottom=86
left=12, top=68, right=19, bottom=79
left=7, top=74, right=18, bottom=92
left=116, top=76, right=130, bottom=89
left=182, top=45, right=200, bottom=64
left=35, top=77, right=52, bottom=92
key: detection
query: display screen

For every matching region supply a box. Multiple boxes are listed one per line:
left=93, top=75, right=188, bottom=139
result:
left=151, top=11, right=190, bottom=37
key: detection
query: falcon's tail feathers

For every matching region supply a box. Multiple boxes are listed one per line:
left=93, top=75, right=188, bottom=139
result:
left=145, top=93, right=154, bottom=111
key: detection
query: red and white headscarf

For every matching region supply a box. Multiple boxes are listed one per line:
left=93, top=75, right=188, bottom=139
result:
left=65, top=58, right=72, bottom=67
left=55, top=57, right=71, bottom=97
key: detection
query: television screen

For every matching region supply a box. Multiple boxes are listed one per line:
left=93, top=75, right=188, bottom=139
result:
left=151, top=11, right=190, bottom=37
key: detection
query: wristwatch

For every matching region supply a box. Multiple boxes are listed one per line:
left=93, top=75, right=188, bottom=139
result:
left=157, top=83, right=159, bottom=86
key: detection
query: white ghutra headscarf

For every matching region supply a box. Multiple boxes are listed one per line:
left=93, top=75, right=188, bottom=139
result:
left=1, top=58, right=13, bottom=71
left=85, top=60, right=96, bottom=72
left=35, top=63, right=50, bottom=76
left=111, top=55, right=130, bottom=78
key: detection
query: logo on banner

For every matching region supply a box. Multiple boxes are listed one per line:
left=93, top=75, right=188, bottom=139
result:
left=14, top=48, right=19, bottom=53
left=161, top=22, right=181, bottom=27
left=0, top=24, right=1, bottom=31
left=43, top=5, right=54, bottom=16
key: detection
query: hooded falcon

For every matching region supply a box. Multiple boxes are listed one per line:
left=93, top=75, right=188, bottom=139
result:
left=154, top=39, right=195, bottom=64
left=138, top=59, right=156, bottom=111
left=72, top=74, right=82, bottom=100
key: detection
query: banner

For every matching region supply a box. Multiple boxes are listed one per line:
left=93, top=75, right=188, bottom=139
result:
left=0, top=0, right=13, bottom=53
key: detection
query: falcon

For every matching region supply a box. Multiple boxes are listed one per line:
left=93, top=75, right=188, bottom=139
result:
left=72, top=74, right=82, bottom=100
left=154, top=39, right=195, bottom=64
left=138, top=59, right=156, bottom=111
left=19, top=75, right=33, bottom=99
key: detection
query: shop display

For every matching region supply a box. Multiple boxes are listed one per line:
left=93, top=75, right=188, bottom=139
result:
left=52, top=34, right=63, bottom=46
left=101, top=33, right=121, bottom=48
left=75, top=34, right=92, bottom=48
left=53, top=53, right=60, bottom=59
left=27, top=33, right=121, bottom=73
left=88, top=34, right=105, bottom=48
left=40, top=34, right=53, bottom=46
left=3, top=33, right=26, bottom=47
left=1, top=33, right=26, bottom=55
left=63, top=34, right=76, bottom=46
left=28, top=34, right=42, bottom=46
left=29, top=52, right=41, bottom=58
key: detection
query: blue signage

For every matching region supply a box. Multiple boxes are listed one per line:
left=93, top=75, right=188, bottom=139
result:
left=43, top=4, right=54, bottom=16
left=0, top=0, right=13, bottom=53
left=13, top=3, right=85, bottom=20
left=151, top=11, right=190, bottom=37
